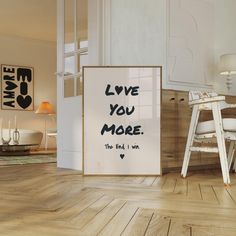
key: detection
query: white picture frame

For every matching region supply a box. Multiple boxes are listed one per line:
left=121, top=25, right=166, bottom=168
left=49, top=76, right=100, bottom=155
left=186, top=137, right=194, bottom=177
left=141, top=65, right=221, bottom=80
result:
left=83, top=66, right=162, bottom=175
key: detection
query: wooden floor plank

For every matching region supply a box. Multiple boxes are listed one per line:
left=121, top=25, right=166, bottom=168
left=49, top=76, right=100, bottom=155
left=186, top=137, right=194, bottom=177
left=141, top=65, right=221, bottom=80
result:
left=212, top=227, right=236, bottom=236
left=145, top=213, right=170, bottom=236
left=151, top=176, right=166, bottom=188
left=200, top=184, right=218, bottom=203
left=187, top=181, right=202, bottom=200
left=53, top=190, right=105, bottom=220
left=81, top=199, right=126, bottom=235
left=168, top=220, right=191, bottom=236
left=99, top=203, right=138, bottom=236
left=174, top=178, right=187, bottom=195
left=192, top=226, right=236, bottom=236
left=2, top=164, right=236, bottom=235
left=141, top=177, right=157, bottom=186
left=192, top=226, right=213, bottom=236
left=225, top=185, right=236, bottom=204
left=121, top=208, right=154, bottom=236
left=70, top=195, right=114, bottom=227
left=212, top=186, right=236, bottom=207
left=120, top=177, right=145, bottom=184
left=162, top=177, right=177, bottom=192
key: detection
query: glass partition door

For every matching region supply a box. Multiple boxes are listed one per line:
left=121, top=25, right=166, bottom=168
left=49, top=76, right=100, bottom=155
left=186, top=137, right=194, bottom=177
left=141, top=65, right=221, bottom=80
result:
left=57, top=0, right=88, bottom=170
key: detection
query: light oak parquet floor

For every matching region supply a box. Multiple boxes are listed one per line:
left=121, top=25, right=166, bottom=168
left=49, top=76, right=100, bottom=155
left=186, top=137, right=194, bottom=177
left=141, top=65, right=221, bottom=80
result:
left=1, top=164, right=236, bottom=235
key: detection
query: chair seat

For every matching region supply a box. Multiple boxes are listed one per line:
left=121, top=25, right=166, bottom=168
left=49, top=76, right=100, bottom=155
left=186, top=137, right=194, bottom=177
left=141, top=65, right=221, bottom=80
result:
left=196, top=118, right=236, bottom=134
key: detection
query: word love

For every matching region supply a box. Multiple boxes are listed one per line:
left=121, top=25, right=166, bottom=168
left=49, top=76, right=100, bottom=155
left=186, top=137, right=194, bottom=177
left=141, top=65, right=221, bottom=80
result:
left=105, top=84, right=139, bottom=96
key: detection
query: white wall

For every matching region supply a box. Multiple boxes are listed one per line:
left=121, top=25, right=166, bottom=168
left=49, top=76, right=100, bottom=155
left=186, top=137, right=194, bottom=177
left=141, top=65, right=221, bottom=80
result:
left=213, top=0, right=236, bottom=95
left=90, top=0, right=215, bottom=90
left=110, top=0, right=165, bottom=67
left=88, top=0, right=166, bottom=67
left=89, top=0, right=236, bottom=93
left=0, top=35, right=57, bottom=148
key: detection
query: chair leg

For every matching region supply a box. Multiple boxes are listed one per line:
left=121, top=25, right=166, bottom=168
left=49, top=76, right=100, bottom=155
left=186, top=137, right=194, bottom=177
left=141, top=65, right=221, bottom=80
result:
left=233, top=154, right=236, bottom=172
left=232, top=143, right=236, bottom=172
left=212, top=103, right=230, bottom=185
left=45, top=133, right=48, bottom=150
left=228, top=141, right=235, bottom=170
left=181, top=105, right=200, bottom=177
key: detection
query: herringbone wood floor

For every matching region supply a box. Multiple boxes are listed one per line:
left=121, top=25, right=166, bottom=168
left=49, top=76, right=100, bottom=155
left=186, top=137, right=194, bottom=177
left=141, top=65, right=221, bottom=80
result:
left=1, top=163, right=236, bottom=235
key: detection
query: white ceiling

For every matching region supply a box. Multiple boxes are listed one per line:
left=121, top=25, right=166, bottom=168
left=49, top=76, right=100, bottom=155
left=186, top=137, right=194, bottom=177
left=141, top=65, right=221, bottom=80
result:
left=0, top=0, right=57, bottom=42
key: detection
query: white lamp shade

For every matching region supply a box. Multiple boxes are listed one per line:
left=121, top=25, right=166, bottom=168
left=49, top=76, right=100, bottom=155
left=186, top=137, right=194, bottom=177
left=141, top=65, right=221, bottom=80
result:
left=219, top=54, right=236, bottom=75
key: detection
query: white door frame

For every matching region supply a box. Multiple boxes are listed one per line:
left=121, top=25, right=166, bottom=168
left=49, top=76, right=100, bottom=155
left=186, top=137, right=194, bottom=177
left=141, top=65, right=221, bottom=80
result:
left=57, top=0, right=85, bottom=170
left=56, top=0, right=111, bottom=169
left=57, top=0, right=64, bottom=168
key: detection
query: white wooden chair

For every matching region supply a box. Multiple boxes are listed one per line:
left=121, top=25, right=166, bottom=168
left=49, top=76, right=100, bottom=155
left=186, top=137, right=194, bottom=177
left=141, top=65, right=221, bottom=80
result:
left=181, top=91, right=236, bottom=186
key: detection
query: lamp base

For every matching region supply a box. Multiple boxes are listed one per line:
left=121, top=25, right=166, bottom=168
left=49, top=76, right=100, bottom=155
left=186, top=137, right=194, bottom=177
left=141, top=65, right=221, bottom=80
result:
left=226, top=75, right=233, bottom=90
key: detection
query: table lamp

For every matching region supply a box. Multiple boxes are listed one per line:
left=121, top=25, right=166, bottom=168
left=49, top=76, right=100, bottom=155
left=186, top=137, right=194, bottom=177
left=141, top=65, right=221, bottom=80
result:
left=35, top=101, right=55, bottom=149
left=219, top=54, right=236, bottom=90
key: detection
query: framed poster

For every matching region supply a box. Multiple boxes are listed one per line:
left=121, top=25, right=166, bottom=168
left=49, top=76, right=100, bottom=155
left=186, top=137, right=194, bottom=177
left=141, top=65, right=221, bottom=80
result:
left=83, top=66, right=162, bottom=175
left=1, top=64, right=34, bottom=111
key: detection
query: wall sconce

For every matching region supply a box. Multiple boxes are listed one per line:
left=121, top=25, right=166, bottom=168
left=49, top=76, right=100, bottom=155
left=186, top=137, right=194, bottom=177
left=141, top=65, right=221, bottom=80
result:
left=219, top=54, right=236, bottom=90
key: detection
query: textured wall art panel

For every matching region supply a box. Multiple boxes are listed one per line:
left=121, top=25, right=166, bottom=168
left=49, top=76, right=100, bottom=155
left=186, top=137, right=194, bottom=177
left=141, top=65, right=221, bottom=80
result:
left=167, top=0, right=214, bottom=87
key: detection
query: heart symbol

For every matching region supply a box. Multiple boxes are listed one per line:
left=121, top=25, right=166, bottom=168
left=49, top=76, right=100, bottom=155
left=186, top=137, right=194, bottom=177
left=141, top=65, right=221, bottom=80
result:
left=16, top=95, right=32, bottom=109
left=5, top=81, right=17, bottom=90
left=115, top=86, right=123, bottom=95
left=120, top=154, right=125, bottom=159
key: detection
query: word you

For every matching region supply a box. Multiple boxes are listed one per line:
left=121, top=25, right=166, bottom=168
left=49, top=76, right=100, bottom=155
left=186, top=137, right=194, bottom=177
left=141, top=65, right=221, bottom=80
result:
left=101, top=84, right=144, bottom=136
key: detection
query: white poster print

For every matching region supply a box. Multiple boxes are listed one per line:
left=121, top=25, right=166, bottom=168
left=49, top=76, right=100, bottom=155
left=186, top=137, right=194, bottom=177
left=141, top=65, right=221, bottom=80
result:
left=83, top=67, right=161, bottom=175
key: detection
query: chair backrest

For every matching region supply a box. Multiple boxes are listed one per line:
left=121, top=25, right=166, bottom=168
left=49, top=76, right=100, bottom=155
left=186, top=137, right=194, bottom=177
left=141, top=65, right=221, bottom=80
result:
left=189, top=91, right=218, bottom=103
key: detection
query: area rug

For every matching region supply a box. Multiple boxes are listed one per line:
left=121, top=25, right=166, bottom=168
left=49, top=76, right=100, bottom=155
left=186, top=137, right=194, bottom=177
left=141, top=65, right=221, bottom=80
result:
left=0, top=153, right=56, bottom=166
